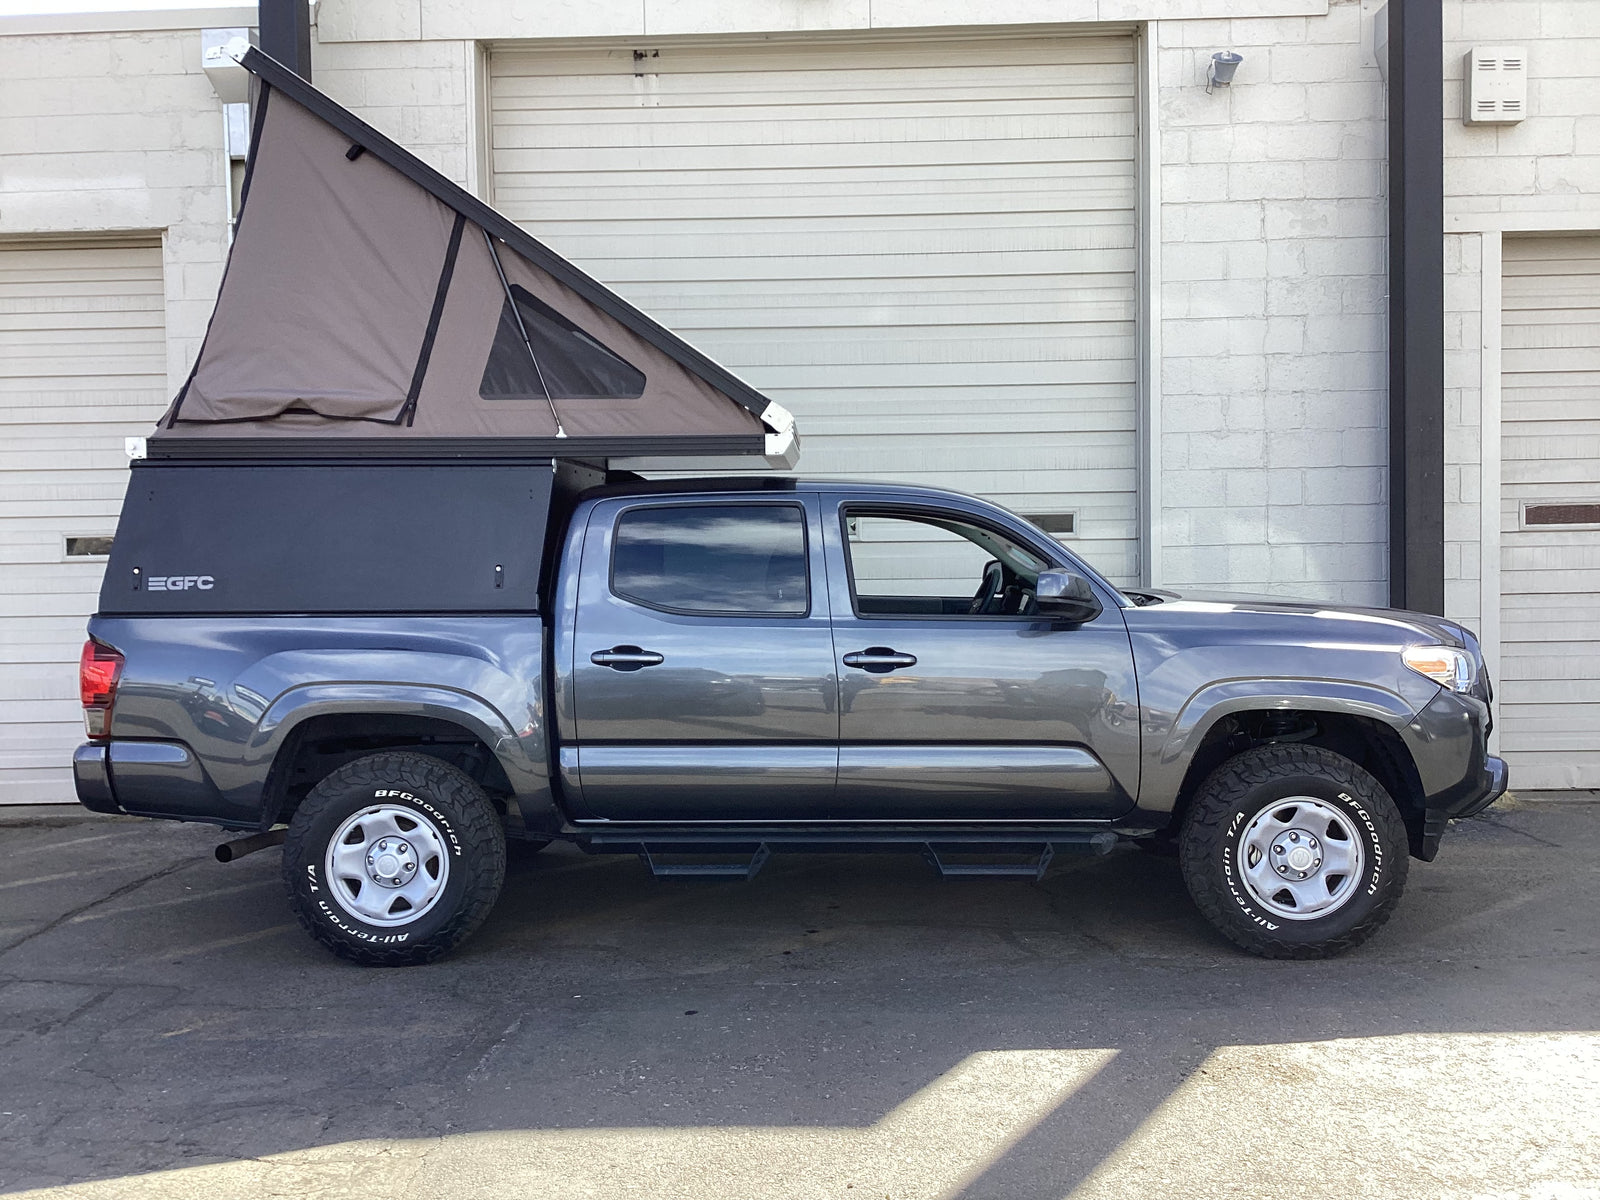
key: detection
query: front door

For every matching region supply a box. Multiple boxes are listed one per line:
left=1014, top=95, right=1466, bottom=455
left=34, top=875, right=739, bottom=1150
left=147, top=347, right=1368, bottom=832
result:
left=567, top=493, right=838, bottom=820
left=824, top=496, right=1139, bottom=820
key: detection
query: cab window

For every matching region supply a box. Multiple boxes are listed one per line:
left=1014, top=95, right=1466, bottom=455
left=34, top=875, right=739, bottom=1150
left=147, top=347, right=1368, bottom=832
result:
left=611, top=504, right=808, bottom=617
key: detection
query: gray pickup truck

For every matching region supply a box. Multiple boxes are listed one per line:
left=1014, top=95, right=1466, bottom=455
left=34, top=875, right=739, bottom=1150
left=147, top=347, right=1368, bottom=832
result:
left=74, top=459, right=1506, bottom=965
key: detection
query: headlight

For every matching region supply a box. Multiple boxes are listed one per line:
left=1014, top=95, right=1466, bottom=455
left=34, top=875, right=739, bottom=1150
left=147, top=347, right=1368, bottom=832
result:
left=1402, top=644, right=1475, bottom=692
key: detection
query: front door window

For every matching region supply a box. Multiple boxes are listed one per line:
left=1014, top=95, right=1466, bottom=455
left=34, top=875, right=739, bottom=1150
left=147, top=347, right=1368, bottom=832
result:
left=846, top=510, right=1047, bottom=619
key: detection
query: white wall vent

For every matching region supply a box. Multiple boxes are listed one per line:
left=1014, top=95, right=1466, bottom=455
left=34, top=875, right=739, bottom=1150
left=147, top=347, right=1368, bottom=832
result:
left=1464, top=46, right=1528, bottom=124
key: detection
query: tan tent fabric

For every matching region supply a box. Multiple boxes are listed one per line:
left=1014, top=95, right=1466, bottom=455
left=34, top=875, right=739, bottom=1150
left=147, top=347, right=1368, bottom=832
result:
left=404, top=232, right=762, bottom=440
left=155, top=50, right=780, bottom=456
left=175, top=93, right=459, bottom=424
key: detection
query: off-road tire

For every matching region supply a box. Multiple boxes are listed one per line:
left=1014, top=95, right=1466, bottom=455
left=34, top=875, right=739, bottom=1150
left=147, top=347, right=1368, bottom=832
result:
left=1178, top=744, right=1409, bottom=959
left=282, top=751, right=506, bottom=966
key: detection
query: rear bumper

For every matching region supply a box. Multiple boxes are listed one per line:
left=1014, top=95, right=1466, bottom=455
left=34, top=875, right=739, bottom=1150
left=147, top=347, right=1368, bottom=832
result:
left=73, top=743, right=122, bottom=815
left=74, top=738, right=231, bottom=822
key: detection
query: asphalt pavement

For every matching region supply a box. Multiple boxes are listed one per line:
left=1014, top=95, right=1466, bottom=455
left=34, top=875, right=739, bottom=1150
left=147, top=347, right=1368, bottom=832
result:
left=1, top=798, right=1597, bottom=1199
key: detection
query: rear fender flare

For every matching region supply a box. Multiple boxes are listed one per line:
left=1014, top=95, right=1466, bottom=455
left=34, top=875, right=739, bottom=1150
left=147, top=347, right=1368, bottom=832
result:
left=248, top=683, right=552, bottom=826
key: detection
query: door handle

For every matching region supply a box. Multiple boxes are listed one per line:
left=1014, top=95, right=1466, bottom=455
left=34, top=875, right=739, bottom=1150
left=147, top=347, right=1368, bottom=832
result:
left=842, top=647, right=918, bottom=673
left=590, top=645, right=665, bottom=670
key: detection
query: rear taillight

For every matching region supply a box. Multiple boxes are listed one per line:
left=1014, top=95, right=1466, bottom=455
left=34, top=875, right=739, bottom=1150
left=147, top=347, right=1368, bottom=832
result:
left=79, top=640, right=124, bottom=739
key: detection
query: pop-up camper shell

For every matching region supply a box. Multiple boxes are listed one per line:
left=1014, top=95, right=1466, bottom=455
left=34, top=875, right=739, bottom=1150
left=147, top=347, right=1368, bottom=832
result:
left=150, top=47, right=797, bottom=466
left=103, top=49, right=798, bottom=618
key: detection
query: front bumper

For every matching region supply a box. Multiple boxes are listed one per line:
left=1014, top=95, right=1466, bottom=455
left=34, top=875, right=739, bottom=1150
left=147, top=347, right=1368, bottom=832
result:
left=1458, top=754, right=1509, bottom=819
left=1418, top=754, right=1507, bottom=861
left=1404, top=685, right=1508, bottom=859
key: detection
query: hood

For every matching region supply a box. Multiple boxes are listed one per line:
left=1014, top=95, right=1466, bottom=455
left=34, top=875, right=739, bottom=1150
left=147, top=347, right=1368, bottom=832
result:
left=1126, top=588, right=1474, bottom=651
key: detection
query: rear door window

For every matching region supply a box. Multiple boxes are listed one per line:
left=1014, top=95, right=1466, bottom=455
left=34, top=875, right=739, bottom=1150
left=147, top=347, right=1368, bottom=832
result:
left=610, top=504, right=808, bottom=617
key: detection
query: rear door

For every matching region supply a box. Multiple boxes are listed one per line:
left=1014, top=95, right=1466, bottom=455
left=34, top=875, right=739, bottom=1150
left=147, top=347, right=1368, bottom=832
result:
left=566, top=493, right=838, bottom=820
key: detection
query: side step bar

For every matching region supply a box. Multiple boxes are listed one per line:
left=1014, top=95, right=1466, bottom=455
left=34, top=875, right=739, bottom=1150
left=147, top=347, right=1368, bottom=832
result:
left=924, top=834, right=1117, bottom=881
left=628, top=833, right=1117, bottom=883
left=639, top=843, right=771, bottom=880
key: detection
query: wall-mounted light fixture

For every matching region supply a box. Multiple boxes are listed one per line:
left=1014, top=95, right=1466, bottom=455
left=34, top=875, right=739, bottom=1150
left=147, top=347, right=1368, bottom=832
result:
left=1206, top=51, right=1244, bottom=94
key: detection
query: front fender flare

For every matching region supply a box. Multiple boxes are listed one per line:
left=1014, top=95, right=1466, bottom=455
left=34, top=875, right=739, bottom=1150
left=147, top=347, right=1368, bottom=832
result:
left=1140, top=678, right=1418, bottom=814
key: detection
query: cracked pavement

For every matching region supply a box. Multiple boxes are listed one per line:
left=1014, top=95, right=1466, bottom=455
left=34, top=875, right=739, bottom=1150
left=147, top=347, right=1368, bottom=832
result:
left=1, top=800, right=1597, bottom=1199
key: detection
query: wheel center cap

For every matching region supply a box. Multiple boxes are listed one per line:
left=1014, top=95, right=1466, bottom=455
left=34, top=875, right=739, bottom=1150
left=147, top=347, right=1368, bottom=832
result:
left=366, top=837, right=417, bottom=888
left=1270, top=829, right=1323, bottom=878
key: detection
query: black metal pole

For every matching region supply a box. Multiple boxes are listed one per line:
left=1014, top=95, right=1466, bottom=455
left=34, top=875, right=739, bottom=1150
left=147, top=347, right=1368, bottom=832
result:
left=258, top=0, right=312, bottom=81
left=1387, top=0, right=1445, bottom=614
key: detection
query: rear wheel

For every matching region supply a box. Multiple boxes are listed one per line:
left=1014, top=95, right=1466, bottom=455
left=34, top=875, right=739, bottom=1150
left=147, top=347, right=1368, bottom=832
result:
left=282, top=750, right=506, bottom=966
left=1178, top=744, right=1409, bottom=959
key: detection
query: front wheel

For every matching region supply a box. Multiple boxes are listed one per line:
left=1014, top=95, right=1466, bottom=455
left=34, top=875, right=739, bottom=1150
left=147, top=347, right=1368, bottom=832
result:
left=282, top=751, right=506, bottom=966
left=1178, top=744, right=1409, bottom=959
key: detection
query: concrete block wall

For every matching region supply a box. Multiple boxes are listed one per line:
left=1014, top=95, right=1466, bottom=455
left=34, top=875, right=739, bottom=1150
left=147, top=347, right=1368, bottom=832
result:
left=0, top=27, right=233, bottom=393
left=1443, top=229, right=1484, bottom=631
left=312, top=36, right=477, bottom=187
left=1156, top=0, right=1390, bottom=604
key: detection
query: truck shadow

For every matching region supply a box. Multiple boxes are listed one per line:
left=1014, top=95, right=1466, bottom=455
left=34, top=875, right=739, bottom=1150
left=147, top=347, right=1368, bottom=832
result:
left=0, top=804, right=1595, bottom=1197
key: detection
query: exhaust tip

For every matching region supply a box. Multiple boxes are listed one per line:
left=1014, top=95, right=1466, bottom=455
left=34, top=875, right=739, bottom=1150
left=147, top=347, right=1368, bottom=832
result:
left=215, top=828, right=285, bottom=863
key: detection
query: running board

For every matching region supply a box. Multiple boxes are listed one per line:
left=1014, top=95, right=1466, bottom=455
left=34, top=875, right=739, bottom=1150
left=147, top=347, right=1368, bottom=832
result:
left=639, top=843, right=771, bottom=880
left=923, top=834, right=1117, bottom=882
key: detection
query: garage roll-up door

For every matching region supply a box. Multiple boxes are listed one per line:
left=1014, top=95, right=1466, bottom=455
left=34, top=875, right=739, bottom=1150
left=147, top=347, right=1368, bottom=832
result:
left=1499, top=234, right=1600, bottom=790
left=489, top=34, right=1139, bottom=580
left=0, top=239, right=166, bottom=804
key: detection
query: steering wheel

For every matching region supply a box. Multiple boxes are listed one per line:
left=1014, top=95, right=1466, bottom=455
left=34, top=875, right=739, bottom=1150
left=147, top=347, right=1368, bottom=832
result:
left=969, top=560, right=1005, bottom=615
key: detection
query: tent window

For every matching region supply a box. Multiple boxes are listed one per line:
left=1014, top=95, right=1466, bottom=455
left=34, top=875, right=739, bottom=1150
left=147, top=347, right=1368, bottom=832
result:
left=479, top=284, right=646, bottom=401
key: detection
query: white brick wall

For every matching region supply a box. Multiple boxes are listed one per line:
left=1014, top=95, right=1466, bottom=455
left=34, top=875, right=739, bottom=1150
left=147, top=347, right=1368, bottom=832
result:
left=1157, top=0, right=1389, bottom=604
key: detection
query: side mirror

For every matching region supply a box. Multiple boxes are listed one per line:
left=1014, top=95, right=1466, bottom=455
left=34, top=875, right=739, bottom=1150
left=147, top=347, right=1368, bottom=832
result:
left=1035, top=570, right=1103, bottom=623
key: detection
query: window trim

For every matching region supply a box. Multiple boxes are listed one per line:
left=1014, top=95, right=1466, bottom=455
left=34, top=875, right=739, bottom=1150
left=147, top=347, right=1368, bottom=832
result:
left=838, top=503, right=1069, bottom=624
left=608, top=500, right=813, bottom=620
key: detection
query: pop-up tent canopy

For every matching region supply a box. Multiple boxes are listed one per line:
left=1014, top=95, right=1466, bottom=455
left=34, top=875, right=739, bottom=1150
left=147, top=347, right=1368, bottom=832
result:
left=151, top=48, right=797, bottom=466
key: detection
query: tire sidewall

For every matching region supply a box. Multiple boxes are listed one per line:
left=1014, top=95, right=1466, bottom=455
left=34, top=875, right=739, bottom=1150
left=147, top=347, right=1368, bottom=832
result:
left=1191, top=760, right=1404, bottom=950
left=286, top=774, right=477, bottom=954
